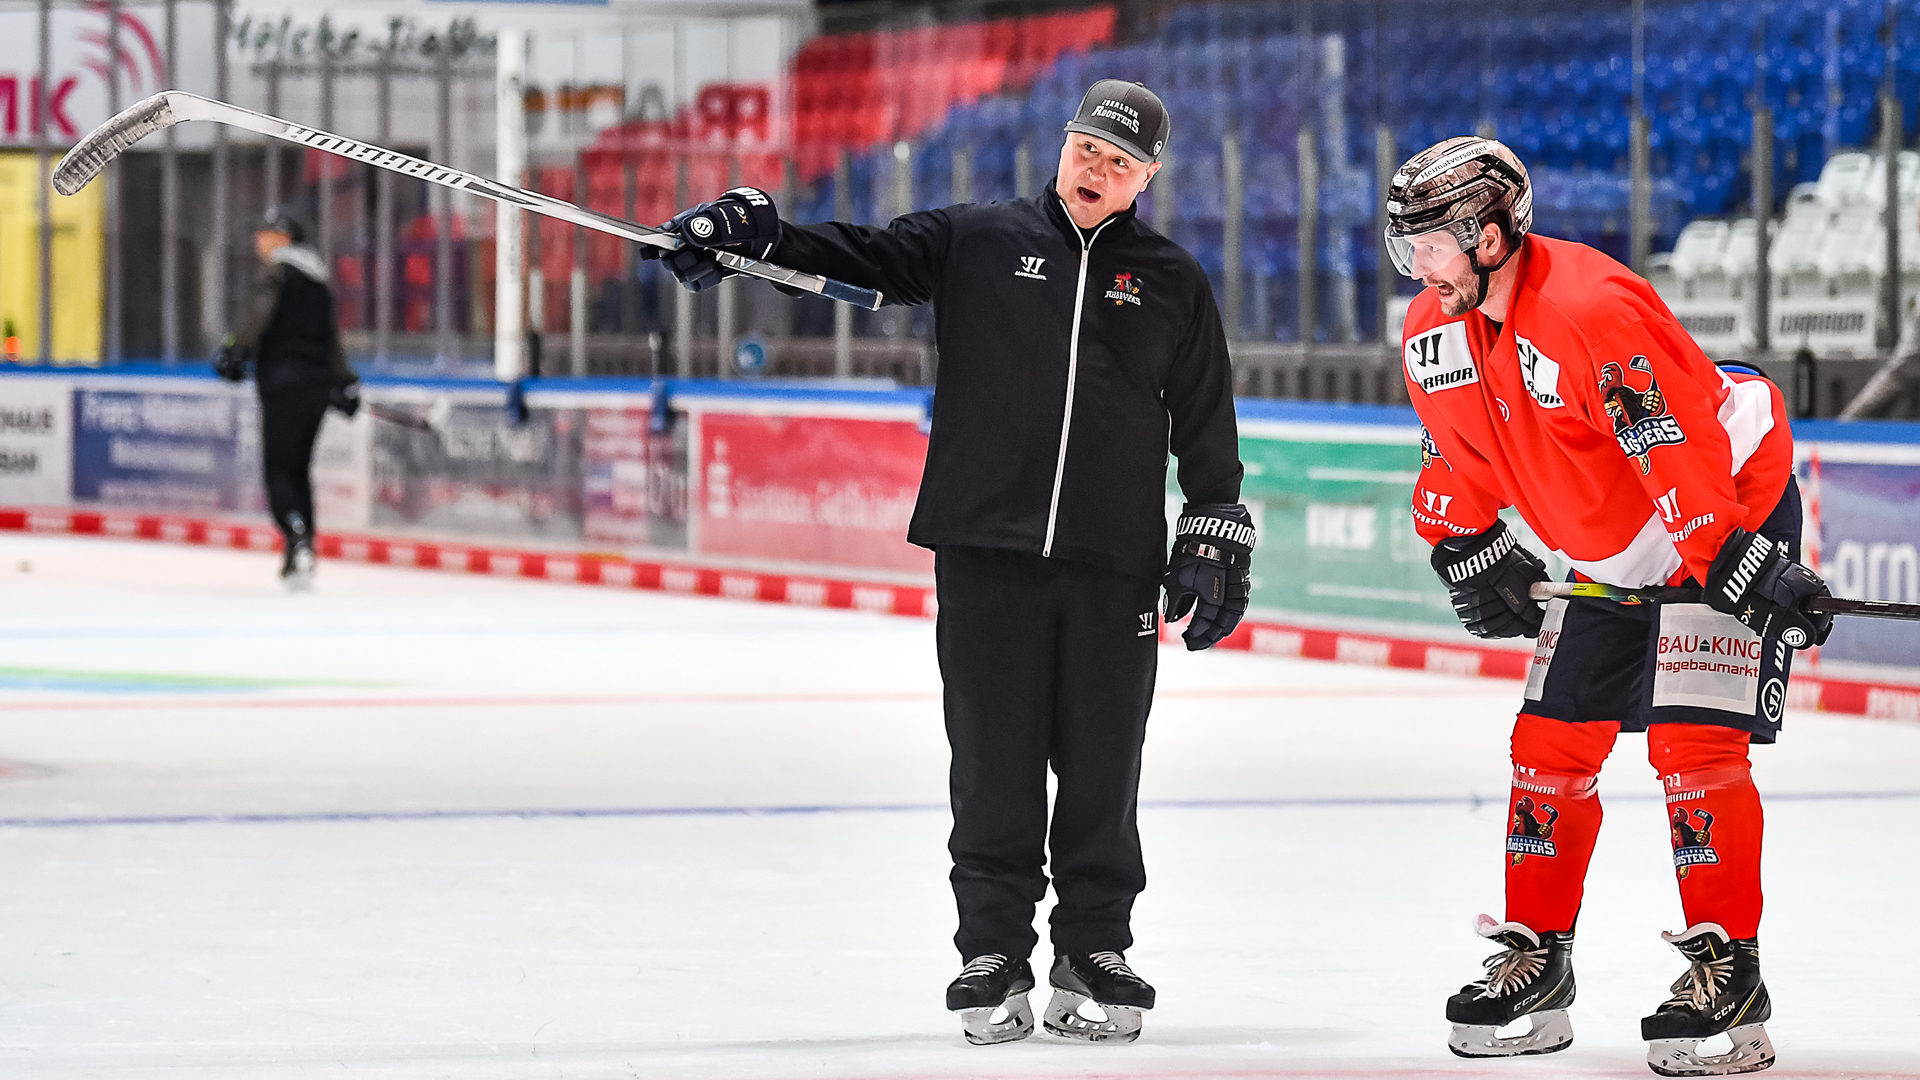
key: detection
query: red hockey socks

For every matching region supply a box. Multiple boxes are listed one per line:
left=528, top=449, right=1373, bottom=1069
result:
left=1503, top=714, right=1618, bottom=933
left=1649, top=724, right=1763, bottom=939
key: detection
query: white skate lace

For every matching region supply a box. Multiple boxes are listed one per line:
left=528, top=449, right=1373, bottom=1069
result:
left=1660, top=954, right=1732, bottom=1012
left=1087, top=951, right=1139, bottom=980
left=958, top=954, right=1008, bottom=979
left=1473, top=944, right=1547, bottom=999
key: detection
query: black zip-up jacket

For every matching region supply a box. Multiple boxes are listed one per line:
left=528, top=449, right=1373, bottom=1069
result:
left=232, top=245, right=355, bottom=399
left=771, top=189, right=1243, bottom=580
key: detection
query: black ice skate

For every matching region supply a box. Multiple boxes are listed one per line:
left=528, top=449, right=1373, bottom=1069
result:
left=1446, top=915, right=1576, bottom=1058
left=945, top=954, right=1034, bottom=1045
left=280, top=537, right=315, bottom=592
left=1642, top=923, right=1775, bottom=1077
left=1043, top=951, right=1154, bottom=1043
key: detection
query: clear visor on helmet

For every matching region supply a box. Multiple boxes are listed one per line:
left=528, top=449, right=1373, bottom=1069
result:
left=1384, top=219, right=1480, bottom=278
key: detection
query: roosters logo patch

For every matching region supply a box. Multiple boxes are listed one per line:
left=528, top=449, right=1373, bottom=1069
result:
left=1106, top=271, right=1142, bottom=306
left=1669, top=806, right=1720, bottom=876
left=1600, top=355, right=1686, bottom=472
left=1507, top=796, right=1559, bottom=863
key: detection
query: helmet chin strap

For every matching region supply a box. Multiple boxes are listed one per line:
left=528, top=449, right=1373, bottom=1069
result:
left=1466, top=233, right=1523, bottom=310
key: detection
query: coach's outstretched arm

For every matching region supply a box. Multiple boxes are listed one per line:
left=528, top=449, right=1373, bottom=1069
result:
left=652, top=186, right=951, bottom=306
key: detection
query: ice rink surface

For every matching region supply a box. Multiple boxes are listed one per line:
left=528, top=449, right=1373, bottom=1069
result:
left=1, top=533, right=1915, bottom=1080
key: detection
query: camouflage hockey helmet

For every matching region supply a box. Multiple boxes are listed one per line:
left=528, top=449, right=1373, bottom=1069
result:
left=1383, top=136, right=1532, bottom=277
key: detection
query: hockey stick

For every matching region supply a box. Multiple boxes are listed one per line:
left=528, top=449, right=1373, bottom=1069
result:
left=1529, top=581, right=1920, bottom=621
left=54, top=91, right=885, bottom=311
left=365, top=399, right=454, bottom=437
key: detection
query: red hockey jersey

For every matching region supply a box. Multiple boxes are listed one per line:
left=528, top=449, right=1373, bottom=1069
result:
left=1403, top=235, right=1793, bottom=587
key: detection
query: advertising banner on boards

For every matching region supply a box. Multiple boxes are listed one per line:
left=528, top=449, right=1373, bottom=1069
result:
left=1805, top=456, right=1920, bottom=667
left=697, top=412, right=931, bottom=573
left=0, top=378, right=72, bottom=506
left=582, top=404, right=689, bottom=552
left=370, top=402, right=585, bottom=541
left=72, top=387, right=243, bottom=512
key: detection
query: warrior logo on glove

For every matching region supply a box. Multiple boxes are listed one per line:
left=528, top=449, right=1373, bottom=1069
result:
left=1703, top=528, right=1834, bottom=649
left=1163, top=503, right=1255, bottom=651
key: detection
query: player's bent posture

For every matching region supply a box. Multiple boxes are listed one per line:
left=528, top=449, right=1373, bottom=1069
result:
left=651, top=81, right=1250, bottom=1046
left=1386, top=138, right=1834, bottom=1077
left=216, top=207, right=359, bottom=590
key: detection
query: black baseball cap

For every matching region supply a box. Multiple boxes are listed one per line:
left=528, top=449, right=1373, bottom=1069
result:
left=258, top=206, right=307, bottom=244
left=1063, top=79, right=1170, bottom=164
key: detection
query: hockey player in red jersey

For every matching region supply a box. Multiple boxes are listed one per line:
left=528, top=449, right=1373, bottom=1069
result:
left=1386, top=137, right=1835, bottom=1077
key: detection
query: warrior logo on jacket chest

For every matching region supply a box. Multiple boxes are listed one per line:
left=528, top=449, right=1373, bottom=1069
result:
left=1599, top=355, right=1686, bottom=472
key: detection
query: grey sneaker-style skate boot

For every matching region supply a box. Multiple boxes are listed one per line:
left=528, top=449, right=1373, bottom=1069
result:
left=1642, top=923, right=1774, bottom=1077
left=945, top=954, right=1034, bottom=1045
left=1446, top=915, right=1576, bottom=1058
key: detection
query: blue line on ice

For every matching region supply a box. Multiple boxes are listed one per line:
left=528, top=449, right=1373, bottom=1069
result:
left=3, top=789, right=1917, bottom=829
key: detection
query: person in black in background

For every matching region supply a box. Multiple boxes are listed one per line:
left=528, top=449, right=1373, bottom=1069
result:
left=216, top=207, right=359, bottom=590
left=650, top=80, right=1252, bottom=1046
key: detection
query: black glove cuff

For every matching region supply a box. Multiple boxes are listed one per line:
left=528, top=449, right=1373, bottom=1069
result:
left=1432, top=519, right=1518, bottom=587
left=1172, top=502, right=1256, bottom=564
left=1704, top=528, right=1777, bottom=611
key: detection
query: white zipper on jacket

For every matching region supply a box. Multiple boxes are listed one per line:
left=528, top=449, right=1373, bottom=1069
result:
left=1041, top=213, right=1114, bottom=557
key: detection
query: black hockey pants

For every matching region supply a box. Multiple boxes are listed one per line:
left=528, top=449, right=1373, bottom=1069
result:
left=935, top=545, right=1161, bottom=961
left=259, top=387, right=330, bottom=546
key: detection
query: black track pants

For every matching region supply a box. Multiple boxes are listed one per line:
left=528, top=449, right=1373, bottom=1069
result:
left=259, top=389, right=330, bottom=545
left=935, top=545, right=1161, bottom=961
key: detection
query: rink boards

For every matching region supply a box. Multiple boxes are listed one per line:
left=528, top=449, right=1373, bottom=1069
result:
left=2, top=366, right=1916, bottom=706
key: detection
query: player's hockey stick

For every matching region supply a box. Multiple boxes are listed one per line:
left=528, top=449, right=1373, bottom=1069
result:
left=1529, top=581, right=1920, bottom=621
left=53, top=91, right=885, bottom=311
left=365, top=399, right=454, bottom=438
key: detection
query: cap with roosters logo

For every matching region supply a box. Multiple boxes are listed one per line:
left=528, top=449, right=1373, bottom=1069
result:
left=1063, top=79, right=1169, bottom=164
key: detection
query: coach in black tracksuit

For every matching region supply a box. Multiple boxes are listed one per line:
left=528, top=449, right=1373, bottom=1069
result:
left=655, top=81, right=1252, bottom=1039
left=217, top=207, right=359, bottom=586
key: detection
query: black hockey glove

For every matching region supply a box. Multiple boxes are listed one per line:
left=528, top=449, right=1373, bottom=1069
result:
left=1704, top=528, right=1834, bottom=649
left=1163, top=503, right=1256, bottom=651
left=645, top=187, right=782, bottom=294
left=328, top=381, right=361, bottom=418
left=674, top=186, right=781, bottom=257
left=643, top=212, right=730, bottom=293
left=1431, top=520, right=1549, bottom=639
left=212, top=338, right=250, bottom=383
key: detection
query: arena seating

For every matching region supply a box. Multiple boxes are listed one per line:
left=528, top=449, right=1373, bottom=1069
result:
left=559, top=0, right=1917, bottom=343
left=1653, top=148, right=1920, bottom=305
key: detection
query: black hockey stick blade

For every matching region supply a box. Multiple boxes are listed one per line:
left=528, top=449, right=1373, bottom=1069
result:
left=1530, top=581, right=1920, bottom=621
left=55, top=91, right=884, bottom=311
